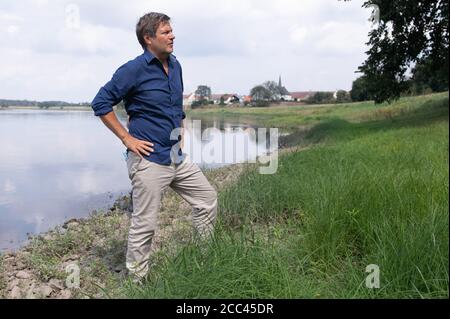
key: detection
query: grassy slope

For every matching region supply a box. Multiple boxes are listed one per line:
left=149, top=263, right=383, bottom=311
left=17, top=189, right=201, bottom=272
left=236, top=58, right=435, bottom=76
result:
left=126, top=92, right=449, bottom=298
left=187, top=94, right=444, bottom=129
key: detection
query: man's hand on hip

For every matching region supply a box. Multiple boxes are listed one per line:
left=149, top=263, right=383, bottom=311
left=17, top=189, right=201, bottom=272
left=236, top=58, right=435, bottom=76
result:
left=99, top=112, right=154, bottom=159
left=122, top=134, right=154, bottom=159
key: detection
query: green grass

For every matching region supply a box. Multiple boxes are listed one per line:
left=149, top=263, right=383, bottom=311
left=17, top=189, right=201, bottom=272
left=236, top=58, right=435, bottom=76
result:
left=124, top=92, right=449, bottom=298
left=187, top=93, right=447, bottom=130
left=123, top=223, right=322, bottom=298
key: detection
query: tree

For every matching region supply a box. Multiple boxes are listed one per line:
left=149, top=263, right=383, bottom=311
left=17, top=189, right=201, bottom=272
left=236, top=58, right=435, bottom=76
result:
left=348, top=0, right=449, bottom=103
left=409, top=54, right=449, bottom=94
left=351, top=76, right=372, bottom=101
left=195, top=85, right=211, bottom=101
left=306, top=92, right=335, bottom=104
left=262, top=81, right=282, bottom=101
left=336, top=90, right=351, bottom=103
left=250, top=85, right=272, bottom=106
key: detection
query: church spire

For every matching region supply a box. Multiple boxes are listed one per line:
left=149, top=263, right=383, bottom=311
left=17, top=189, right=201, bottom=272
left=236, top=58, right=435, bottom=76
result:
left=278, top=75, right=282, bottom=87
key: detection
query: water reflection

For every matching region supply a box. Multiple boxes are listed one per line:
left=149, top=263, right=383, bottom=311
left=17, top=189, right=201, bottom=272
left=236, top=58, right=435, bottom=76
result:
left=0, top=110, right=129, bottom=251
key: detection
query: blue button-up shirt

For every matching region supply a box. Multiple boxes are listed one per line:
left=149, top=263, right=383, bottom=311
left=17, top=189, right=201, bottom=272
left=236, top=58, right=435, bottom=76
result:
left=91, top=49, right=186, bottom=165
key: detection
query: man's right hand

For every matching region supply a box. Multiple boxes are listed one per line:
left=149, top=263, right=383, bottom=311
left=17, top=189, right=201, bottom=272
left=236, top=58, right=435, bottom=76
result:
left=99, top=112, right=153, bottom=159
left=122, top=134, right=154, bottom=159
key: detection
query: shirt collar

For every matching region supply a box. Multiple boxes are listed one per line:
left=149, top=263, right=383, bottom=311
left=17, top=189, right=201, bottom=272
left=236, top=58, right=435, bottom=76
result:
left=144, top=49, right=176, bottom=65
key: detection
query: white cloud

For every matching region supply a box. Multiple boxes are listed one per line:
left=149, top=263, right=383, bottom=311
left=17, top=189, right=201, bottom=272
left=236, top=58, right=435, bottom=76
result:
left=3, top=179, right=16, bottom=193
left=0, top=0, right=373, bottom=101
left=56, top=23, right=134, bottom=55
left=313, top=21, right=370, bottom=54
left=290, top=26, right=309, bottom=46
left=31, top=0, right=49, bottom=7
left=6, top=24, right=19, bottom=35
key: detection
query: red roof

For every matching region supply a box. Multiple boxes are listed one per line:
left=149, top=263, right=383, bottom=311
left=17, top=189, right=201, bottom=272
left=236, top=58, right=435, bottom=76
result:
left=211, top=94, right=238, bottom=100
left=290, top=92, right=315, bottom=100
left=210, top=94, right=223, bottom=100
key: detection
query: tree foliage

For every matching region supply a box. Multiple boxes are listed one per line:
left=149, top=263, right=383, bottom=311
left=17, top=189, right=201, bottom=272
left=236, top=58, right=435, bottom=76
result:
left=250, top=85, right=272, bottom=101
left=349, top=0, right=448, bottom=103
left=263, top=81, right=282, bottom=99
left=336, top=90, right=351, bottom=103
left=195, top=85, right=212, bottom=100
left=249, top=81, right=283, bottom=106
left=306, top=92, right=335, bottom=104
left=351, top=76, right=372, bottom=101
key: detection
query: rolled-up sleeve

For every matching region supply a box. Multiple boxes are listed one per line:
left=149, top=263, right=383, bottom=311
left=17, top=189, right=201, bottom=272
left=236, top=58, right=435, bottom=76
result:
left=91, top=63, right=136, bottom=116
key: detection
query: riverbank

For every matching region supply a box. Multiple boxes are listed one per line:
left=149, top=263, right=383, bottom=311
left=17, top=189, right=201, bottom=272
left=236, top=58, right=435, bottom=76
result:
left=1, top=92, right=448, bottom=299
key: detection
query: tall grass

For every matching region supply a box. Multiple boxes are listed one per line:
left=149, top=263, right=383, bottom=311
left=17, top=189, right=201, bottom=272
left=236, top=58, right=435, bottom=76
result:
left=125, top=93, right=449, bottom=298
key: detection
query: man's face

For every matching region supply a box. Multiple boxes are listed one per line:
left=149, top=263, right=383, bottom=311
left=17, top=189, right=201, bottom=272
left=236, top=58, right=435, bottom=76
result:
left=146, top=22, right=175, bottom=57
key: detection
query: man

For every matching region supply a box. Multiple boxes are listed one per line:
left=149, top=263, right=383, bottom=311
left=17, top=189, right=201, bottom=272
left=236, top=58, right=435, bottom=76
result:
left=91, top=12, right=218, bottom=281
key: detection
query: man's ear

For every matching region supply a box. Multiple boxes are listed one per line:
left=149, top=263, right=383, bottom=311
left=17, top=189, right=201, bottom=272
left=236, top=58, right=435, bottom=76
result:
left=144, top=34, right=152, bottom=45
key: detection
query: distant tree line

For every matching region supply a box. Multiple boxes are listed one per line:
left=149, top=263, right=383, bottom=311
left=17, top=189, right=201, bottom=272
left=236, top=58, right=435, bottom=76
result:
left=0, top=99, right=91, bottom=108
left=304, top=91, right=351, bottom=105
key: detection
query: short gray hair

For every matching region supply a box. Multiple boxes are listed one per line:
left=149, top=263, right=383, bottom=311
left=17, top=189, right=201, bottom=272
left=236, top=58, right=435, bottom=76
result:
left=136, top=12, right=171, bottom=49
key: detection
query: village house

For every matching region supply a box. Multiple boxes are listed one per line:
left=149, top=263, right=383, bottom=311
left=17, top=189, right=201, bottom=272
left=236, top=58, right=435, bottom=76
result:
left=278, top=76, right=293, bottom=101
left=289, top=91, right=316, bottom=102
left=209, top=94, right=240, bottom=105
left=183, top=93, right=196, bottom=109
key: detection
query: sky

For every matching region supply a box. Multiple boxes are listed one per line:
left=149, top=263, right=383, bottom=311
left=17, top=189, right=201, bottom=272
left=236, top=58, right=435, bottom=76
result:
left=0, top=0, right=375, bottom=103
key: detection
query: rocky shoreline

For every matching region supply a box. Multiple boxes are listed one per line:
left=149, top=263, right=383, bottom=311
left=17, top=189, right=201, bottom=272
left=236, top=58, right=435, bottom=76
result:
left=0, top=162, right=250, bottom=299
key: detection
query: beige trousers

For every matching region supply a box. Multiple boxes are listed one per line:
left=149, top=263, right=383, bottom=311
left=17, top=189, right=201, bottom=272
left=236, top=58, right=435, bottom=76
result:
left=125, top=151, right=218, bottom=278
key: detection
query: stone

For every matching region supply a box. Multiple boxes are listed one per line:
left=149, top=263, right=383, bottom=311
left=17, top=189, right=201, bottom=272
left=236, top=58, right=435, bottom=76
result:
left=16, top=271, right=31, bottom=279
left=7, top=272, right=17, bottom=280
left=48, top=279, right=64, bottom=291
left=63, top=219, right=80, bottom=229
left=7, top=279, right=20, bottom=291
left=59, top=289, right=72, bottom=299
left=26, top=285, right=37, bottom=299
left=9, top=286, right=22, bottom=299
left=39, top=285, right=53, bottom=298
left=15, top=261, right=26, bottom=270
left=67, top=222, right=80, bottom=230
left=3, top=253, right=16, bottom=259
left=3, top=256, right=15, bottom=262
